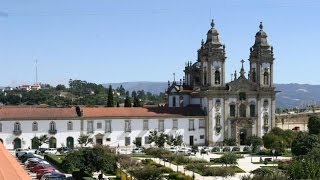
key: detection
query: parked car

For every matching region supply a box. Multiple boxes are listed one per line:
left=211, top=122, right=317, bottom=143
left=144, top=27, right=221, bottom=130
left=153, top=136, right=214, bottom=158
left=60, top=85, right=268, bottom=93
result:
left=178, top=147, right=191, bottom=155
left=41, top=171, right=66, bottom=180
left=57, top=147, right=71, bottom=154
left=201, top=146, right=210, bottom=155
left=31, top=164, right=54, bottom=173
left=168, top=146, right=179, bottom=153
left=132, top=147, right=143, bottom=153
left=24, top=157, right=42, bottom=166
left=16, top=149, right=34, bottom=158
left=35, top=148, right=48, bottom=154
left=36, top=169, right=56, bottom=179
left=20, top=153, right=37, bottom=163
left=44, top=148, right=57, bottom=154
left=27, top=160, right=50, bottom=169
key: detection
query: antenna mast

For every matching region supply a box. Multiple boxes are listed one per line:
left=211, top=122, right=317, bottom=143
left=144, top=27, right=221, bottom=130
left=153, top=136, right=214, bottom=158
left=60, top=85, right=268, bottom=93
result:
left=35, top=59, right=38, bottom=84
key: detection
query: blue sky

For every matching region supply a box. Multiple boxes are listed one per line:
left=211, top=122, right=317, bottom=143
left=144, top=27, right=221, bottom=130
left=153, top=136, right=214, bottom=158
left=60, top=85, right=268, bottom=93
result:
left=0, top=0, right=319, bottom=86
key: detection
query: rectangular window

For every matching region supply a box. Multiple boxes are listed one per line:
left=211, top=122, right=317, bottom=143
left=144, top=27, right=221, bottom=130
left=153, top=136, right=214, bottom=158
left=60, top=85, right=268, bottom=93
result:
left=158, top=120, right=164, bottom=132
left=172, top=96, right=176, bottom=107
left=0, top=123, right=2, bottom=132
left=32, top=123, right=38, bottom=131
left=106, top=138, right=111, bottom=142
left=230, top=105, right=236, bottom=117
left=125, top=137, right=130, bottom=146
left=199, top=119, right=205, bottom=128
left=143, top=120, right=149, bottom=130
left=172, top=119, right=178, bottom=129
left=200, top=135, right=205, bottom=139
left=67, top=122, right=73, bottom=130
left=87, top=121, right=93, bottom=133
left=145, top=136, right=150, bottom=144
left=105, top=120, right=112, bottom=133
left=250, top=105, right=255, bottom=117
left=97, top=122, right=102, bottom=129
left=189, top=119, right=195, bottom=131
left=125, top=120, right=131, bottom=132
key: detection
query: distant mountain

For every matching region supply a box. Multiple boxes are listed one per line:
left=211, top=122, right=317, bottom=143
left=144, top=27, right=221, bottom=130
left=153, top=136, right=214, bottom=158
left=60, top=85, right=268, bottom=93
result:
left=104, top=82, right=320, bottom=108
left=275, top=83, right=320, bottom=108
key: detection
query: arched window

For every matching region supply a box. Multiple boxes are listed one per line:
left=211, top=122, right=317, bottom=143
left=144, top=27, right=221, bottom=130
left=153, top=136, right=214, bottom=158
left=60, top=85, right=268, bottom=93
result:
left=49, top=121, right=56, bottom=131
left=263, top=71, right=269, bottom=85
left=67, top=121, right=73, bottom=130
left=32, top=122, right=38, bottom=131
left=239, top=104, right=246, bottom=117
left=14, top=122, right=21, bottom=131
left=250, top=104, right=255, bottom=117
left=215, top=70, right=220, bottom=84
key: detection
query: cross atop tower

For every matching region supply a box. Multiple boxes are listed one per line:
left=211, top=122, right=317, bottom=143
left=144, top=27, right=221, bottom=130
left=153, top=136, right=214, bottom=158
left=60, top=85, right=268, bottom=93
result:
left=240, top=59, right=245, bottom=77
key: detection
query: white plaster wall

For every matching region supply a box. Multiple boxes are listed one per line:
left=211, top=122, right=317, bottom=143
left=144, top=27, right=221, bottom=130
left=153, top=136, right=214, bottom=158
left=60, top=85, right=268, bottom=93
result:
left=83, top=118, right=205, bottom=147
left=0, top=119, right=81, bottom=149
left=182, top=95, right=190, bottom=107
left=191, top=98, right=201, bottom=105
left=168, top=95, right=179, bottom=107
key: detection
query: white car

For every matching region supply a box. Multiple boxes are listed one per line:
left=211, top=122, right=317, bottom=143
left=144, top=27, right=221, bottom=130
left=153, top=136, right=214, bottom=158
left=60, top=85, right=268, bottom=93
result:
left=15, top=149, right=34, bottom=157
left=168, top=146, right=179, bottom=153
left=44, top=148, right=57, bottom=154
left=132, top=147, right=143, bottom=153
left=178, top=147, right=191, bottom=155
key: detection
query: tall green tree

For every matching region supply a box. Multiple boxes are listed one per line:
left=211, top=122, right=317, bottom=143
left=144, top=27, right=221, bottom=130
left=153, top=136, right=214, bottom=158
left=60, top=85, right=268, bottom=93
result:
left=78, top=134, right=93, bottom=147
left=107, top=85, right=114, bottom=107
left=62, top=146, right=117, bottom=175
left=124, top=96, right=132, bottom=107
left=291, top=132, right=320, bottom=156
left=308, top=115, right=320, bottom=135
left=148, top=130, right=167, bottom=148
left=245, top=135, right=263, bottom=152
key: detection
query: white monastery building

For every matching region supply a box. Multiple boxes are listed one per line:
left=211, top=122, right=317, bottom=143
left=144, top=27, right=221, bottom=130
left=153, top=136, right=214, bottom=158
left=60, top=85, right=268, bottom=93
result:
left=0, top=20, right=276, bottom=149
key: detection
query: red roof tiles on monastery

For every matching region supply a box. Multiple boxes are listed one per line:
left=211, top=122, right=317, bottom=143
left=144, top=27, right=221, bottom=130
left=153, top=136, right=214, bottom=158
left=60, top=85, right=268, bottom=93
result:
left=0, top=106, right=205, bottom=120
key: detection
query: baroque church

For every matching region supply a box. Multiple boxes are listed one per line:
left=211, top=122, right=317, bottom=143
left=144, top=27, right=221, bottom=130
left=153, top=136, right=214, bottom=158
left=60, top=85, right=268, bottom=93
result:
left=167, top=20, right=276, bottom=146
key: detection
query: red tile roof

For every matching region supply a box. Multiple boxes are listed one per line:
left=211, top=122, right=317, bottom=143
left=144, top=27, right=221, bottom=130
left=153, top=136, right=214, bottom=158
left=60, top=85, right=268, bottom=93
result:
left=0, top=143, right=32, bottom=180
left=0, top=107, right=78, bottom=120
left=82, top=107, right=205, bottom=118
left=0, top=106, right=205, bottom=120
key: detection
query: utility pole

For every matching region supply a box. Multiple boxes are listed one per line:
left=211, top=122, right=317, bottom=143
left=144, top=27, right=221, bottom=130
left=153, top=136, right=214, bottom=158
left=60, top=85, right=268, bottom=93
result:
left=35, top=59, right=38, bottom=84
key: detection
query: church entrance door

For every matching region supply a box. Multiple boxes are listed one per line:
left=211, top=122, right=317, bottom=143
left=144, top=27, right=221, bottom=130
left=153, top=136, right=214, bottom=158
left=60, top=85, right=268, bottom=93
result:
left=189, top=136, right=194, bottom=146
left=239, top=129, right=247, bottom=145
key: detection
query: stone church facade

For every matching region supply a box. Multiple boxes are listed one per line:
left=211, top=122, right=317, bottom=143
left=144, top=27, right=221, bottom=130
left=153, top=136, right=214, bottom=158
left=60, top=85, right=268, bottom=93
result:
left=167, top=20, right=276, bottom=146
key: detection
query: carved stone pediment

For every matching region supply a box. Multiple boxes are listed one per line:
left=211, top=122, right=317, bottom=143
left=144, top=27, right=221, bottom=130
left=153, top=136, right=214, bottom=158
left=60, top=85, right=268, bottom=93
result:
left=227, top=77, right=258, bottom=92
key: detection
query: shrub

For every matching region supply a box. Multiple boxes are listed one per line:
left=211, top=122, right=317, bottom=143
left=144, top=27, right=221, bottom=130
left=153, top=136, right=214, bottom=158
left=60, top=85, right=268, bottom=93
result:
left=223, top=147, right=231, bottom=152
left=232, top=147, right=240, bottom=152
left=44, top=154, right=64, bottom=171
left=224, top=138, right=237, bottom=146
left=220, top=153, right=238, bottom=166
left=128, top=165, right=163, bottom=180
left=243, top=146, right=251, bottom=152
left=173, top=154, right=190, bottom=165
left=159, top=166, right=173, bottom=173
left=72, top=171, right=92, bottom=180
left=144, top=148, right=171, bottom=158
left=168, top=172, right=192, bottom=180
left=211, top=146, right=220, bottom=152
